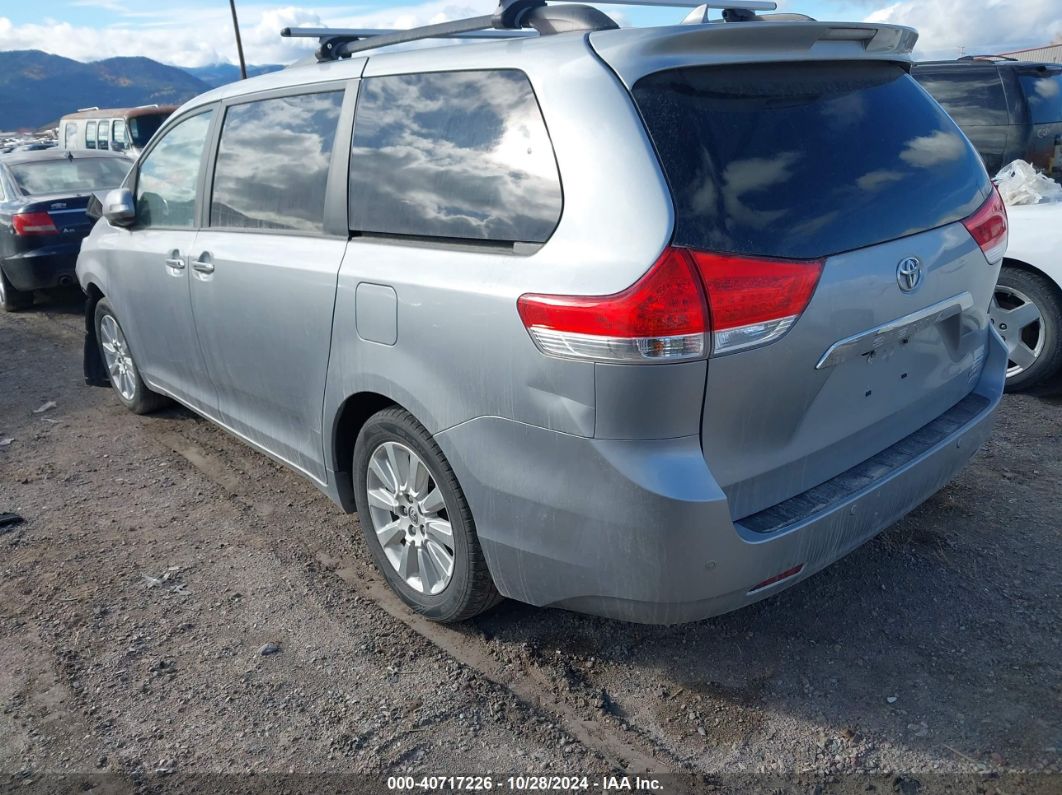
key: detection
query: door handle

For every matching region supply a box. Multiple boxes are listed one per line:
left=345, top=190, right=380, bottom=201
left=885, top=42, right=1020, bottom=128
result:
left=192, top=252, right=214, bottom=275
left=164, top=251, right=186, bottom=270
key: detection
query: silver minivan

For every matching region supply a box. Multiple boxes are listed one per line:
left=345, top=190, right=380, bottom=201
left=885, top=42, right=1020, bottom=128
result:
left=77, top=1, right=1009, bottom=624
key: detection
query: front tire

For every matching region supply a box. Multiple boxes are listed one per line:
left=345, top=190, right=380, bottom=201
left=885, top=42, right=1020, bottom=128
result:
left=94, top=298, right=169, bottom=414
left=353, top=407, right=501, bottom=622
left=991, top=266, right=1062, bottom=392
left=0, top=268, right=33, bottom=312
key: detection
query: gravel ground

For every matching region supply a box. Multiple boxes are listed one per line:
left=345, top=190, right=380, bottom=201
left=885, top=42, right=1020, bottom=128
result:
left=1, top=292, right=1059, bottom=794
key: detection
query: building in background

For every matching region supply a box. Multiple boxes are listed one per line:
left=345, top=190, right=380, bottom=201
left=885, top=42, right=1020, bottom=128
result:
left=999, top=43, right=1062, bottom=64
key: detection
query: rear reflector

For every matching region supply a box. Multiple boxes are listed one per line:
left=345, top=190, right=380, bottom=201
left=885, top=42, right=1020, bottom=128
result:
left=517, top=247, right=708, bottom=362
left=748, top=564, right=805, bottom=594
left=687, top=250, right=824, bottom=355
left=962, top=188, right=1008, bottom=265
left=12, top=211, right=58, bottom=236
left=518, top=247, right=824, bottom=362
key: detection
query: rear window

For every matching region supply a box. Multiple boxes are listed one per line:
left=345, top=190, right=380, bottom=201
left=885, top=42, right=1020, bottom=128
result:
left=9, top=157, right=129, bottom=196
left=348, top=70, right=562, bottom=244
left=1019, top=71, right=1062, bottom=124
left=633, top=62, right=991, bottom=260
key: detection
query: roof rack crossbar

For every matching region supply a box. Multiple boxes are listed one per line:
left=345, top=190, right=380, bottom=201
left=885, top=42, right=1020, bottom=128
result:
left=283, top=0, right=780, bottom=61
left=280, top=27, right=533, bottom=40
left=310, top=15, right=501, bottom=60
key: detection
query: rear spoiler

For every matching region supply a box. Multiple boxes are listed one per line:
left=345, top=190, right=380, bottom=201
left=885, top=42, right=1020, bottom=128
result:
left=589, top=22, right=919, bottom=88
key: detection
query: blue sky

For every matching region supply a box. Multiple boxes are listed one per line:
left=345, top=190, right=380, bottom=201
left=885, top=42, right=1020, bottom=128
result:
left=0, top=1, right=1058, bottom=67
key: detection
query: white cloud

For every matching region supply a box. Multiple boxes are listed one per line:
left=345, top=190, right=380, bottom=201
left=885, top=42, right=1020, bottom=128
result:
left=0, top=2, right=483, bottom=67
left=862, top=0, right=1062, bottom=58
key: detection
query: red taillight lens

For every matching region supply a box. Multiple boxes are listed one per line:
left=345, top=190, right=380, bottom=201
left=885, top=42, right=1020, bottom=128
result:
left=517, top=247, right=823, bottom=362
left=12, top=211, right=58, bottom=236
left=962, top=188, right=1008, bottom=264
left=686, top=250, right=824, bottom=354
left=517, top=247, right=709, bottom=362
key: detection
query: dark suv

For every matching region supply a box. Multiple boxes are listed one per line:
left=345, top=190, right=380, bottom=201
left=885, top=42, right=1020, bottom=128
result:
left=913, top=58, right=1062, bottom=182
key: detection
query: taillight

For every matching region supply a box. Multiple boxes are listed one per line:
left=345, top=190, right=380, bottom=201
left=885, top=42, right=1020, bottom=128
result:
left=12, top=211, right=58, bottom=236
left=962, top=188, right=1008, bottom=265
left=687, top=250, right=824, bottom=355
left=516, top=247, right=708, bottom=362
left=517, top=246, right=824, bottom=362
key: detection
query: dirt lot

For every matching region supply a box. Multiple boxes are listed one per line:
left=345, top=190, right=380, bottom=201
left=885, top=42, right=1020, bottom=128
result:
left=1, top=292, right=1060, bottom=794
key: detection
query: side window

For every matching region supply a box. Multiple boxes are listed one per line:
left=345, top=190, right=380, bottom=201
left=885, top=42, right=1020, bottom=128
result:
left=85, top=121, right=98, bottom=149
left=112, top=119, right=127, bottom=152
left=98, top=120, right=111, bottom=151
left=64, top=123, right=77, bottom=149
left=135, top=110, right=214, bottom=229
left=210, top=91, right=344, bottom=232
left=914, top=69, right=1010, bottom=127
left=349, top=70, right=563, bottom=244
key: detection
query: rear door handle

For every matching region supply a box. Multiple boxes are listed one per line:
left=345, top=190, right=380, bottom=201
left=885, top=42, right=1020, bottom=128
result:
left=164, top=250, right=186, bottom=270
left=192, top=252, right=214, bottom=275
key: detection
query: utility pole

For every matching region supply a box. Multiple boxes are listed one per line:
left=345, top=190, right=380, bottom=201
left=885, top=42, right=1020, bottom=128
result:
left=229, top=0, right=248, bottom=80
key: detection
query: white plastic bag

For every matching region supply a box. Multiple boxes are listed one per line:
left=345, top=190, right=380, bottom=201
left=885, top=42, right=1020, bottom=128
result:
left=994, top=160, right=1062, bottom=206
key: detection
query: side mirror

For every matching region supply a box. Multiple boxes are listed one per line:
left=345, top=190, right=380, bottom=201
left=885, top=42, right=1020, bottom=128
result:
left=102, top=188, right=136, bottom=227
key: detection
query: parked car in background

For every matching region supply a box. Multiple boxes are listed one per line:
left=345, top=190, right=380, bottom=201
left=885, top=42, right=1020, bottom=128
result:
left=0, top=149, right=130, bottom=311
left=991, top=202, right=1062, bottom=389
left=78, top=8, right=1007, bottom=624
left=913, top=57, right=1062, bottom=182
left=58, top=105, right=177, bottom=158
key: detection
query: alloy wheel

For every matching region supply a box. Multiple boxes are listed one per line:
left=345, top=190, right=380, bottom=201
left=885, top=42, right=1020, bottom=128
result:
left=365, top=441, right=455, bottom=595
left=99, top=314, right=138, bottom=401
left=990, top=285, right=1045, bottom=378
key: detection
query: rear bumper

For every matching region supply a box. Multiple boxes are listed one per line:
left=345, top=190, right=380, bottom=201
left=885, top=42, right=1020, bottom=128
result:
left=2, top=245, right=81, bottom=291
left=435, top=330, right=1006, bottom=625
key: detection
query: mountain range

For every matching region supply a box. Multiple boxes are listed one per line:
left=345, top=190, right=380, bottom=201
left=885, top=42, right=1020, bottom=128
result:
left=0, top=50, right=284, bottom=131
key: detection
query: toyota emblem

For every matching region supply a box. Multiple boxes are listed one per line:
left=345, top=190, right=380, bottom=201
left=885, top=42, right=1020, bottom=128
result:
left=896, top=257, right=923, bottom=293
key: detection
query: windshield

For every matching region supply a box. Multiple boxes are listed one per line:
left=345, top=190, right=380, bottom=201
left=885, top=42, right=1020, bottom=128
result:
left=127, top=114, right=168, bottom=147
left=633, top=61, right=991, bottom=260
left=1019, top=71, right=1062, bottom=124
left=9, top=157, right=130, bottom=196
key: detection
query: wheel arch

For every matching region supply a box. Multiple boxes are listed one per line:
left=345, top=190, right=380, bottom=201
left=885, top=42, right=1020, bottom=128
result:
left=329, top=391, right=400, bottom=512
left=1001, top=257, right=1062, bottom=306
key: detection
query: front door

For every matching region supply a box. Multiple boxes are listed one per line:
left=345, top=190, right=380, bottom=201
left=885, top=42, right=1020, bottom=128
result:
left=107, top=108, right=217, bottom=412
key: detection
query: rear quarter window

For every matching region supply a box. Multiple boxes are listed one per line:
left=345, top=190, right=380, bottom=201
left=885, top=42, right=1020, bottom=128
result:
left=913, top=68, right=1010, bottom=126
left=634, top=61, right=991, bottom=260
left=348, top=69, right=562, bottom=244
left=1019, top=71, right=1062, bottom=124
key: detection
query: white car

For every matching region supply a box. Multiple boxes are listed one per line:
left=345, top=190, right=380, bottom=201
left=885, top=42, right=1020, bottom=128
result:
left=993, top=203, right=1062, bottom=390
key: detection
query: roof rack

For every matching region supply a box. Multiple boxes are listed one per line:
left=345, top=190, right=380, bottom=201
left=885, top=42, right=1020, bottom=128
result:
left=282, top=0, right=779, bottom=61
left=958, top=54, right=1018, bottom=62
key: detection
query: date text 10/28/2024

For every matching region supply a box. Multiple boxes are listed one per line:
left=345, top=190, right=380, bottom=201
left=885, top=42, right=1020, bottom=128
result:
left=387, top=776, right=665, bottom=791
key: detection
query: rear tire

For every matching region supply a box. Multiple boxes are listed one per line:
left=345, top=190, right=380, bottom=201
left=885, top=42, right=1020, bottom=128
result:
left=353, top=407, right=502, bottom=622
left=94, top=298, right=169, bottom=414
left=0, top=269, right=33, bottom=312
left=991, top=266, right=1062, bottom=392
